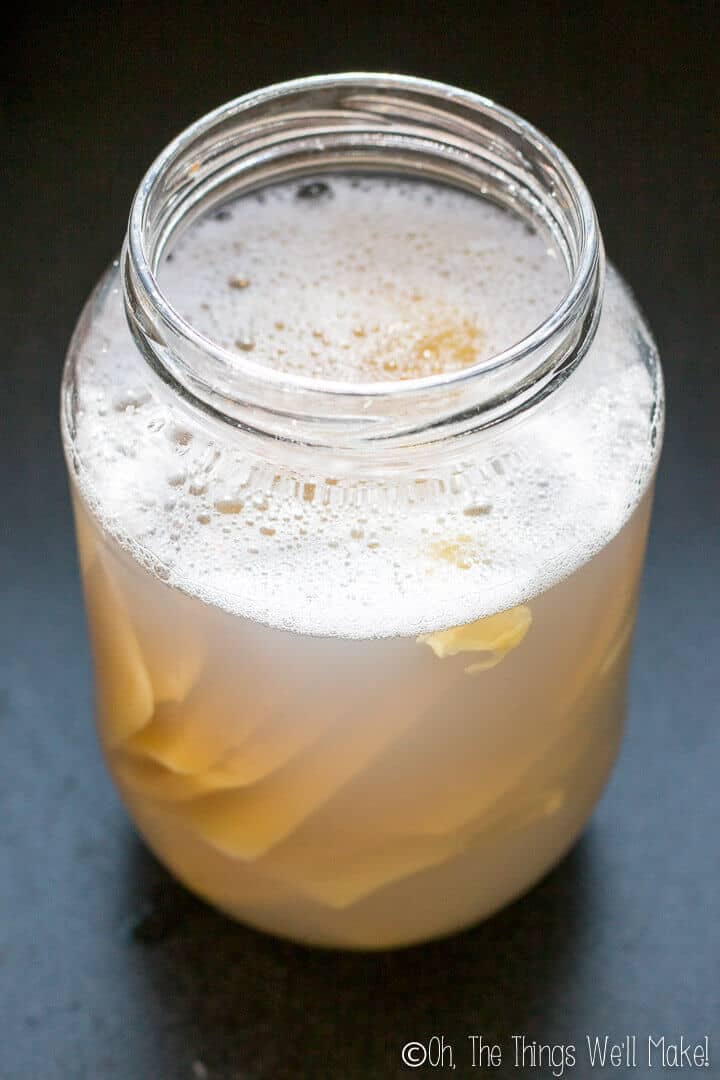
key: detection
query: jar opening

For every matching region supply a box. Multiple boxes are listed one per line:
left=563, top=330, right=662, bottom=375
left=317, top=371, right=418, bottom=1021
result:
left=122, top=73, right=604, bottom=461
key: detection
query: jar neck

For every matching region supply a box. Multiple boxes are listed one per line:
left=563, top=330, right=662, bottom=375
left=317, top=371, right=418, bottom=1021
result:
left=122, top=73, right=604, bottom=469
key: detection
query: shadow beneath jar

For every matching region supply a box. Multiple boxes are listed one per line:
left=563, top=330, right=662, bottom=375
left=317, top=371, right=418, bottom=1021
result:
left=122, top=828, right=602, bottom=1080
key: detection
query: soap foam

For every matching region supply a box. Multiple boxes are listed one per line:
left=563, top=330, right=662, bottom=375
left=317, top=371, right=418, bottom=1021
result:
left=66, top=175, right=660, bottom=638
left=159, top=175, right=568, bottom=382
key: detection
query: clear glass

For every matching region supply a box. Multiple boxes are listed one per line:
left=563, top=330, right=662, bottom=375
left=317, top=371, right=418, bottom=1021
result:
left=61, top=75, right=663, bottom=948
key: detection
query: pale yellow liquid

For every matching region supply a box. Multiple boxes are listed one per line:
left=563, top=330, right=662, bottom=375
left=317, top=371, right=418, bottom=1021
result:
left=73, top=486, right=651, bottom=947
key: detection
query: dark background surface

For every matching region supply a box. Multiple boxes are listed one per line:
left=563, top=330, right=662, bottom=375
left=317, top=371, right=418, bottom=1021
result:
left=1, top=3, right=718, bottom=1078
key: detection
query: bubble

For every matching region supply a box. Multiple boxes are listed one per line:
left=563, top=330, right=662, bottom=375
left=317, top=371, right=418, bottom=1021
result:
left=296, top=180, right=332, bottom=201
left=214, top=497, right=244, bottom=515
left=168, top=425, right=193, bottom=448
left=113, top=388, right=150, bottom=412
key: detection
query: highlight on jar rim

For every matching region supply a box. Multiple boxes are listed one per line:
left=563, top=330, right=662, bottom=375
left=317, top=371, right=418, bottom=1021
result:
left=61, top=73, right=663, bottom=948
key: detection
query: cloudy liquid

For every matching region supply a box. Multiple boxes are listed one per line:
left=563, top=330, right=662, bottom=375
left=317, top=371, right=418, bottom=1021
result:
left=65, top=175, right=660, bottom=946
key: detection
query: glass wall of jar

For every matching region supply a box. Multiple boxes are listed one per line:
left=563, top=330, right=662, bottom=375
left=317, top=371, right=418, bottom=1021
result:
left=61, top=75, right=663, bottom=948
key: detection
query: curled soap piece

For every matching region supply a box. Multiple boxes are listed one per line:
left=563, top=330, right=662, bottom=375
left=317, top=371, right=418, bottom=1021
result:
left=112, top=750, right=252, bottom=803
left=104, top=558, right=207, bottom=706
left=120, top=679, right=338, bottom=791
left=81, top=554, right=155, bottom=746
left=417, top=605, right=532, bottom=672
left=264, top=832, right=467, bottom=909
left=159, top=678, right=427, bottom=860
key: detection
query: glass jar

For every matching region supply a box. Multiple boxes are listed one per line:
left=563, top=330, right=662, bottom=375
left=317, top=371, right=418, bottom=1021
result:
left=61, top=74, right=663, bottom=949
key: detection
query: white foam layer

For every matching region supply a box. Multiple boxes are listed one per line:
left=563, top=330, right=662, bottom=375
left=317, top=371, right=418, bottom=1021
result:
left=66, top=175, right=661, bottom=637
left=159, top=176, right=568, bottom=381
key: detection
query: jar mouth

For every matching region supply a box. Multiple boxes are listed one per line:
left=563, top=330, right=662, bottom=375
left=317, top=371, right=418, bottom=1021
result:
left=122, top=73, right=604, bottom=459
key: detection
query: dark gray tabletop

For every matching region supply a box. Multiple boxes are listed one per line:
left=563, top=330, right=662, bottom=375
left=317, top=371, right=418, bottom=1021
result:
left=1, top=4, right=718, bottom=1078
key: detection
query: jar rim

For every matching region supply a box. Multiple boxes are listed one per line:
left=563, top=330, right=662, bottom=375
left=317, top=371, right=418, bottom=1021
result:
left=122, top=73, right=604, bottom=458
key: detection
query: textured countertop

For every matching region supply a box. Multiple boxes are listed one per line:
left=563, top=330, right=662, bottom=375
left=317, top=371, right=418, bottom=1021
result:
left=1, top=3, right=718, bottom=1078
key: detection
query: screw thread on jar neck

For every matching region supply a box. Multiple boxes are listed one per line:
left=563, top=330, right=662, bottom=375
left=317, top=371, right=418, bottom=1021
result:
left=122, top=73, right=604, bottom=467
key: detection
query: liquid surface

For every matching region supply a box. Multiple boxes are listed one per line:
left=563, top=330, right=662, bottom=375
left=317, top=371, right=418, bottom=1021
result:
left=66, top=175, right=660, bottom=637
left=159, top=176, right=568, bottom=382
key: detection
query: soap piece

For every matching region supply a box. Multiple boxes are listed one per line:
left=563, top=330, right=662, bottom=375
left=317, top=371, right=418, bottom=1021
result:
left=417, top=605, right=532, bottom=672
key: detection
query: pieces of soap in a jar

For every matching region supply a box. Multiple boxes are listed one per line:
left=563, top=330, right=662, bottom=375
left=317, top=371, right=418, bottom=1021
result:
left=122, top=692, right=260, bottom=778
left=417, top=604, right=532, bottom=671
left=113, top=750, right=250, bottom=802
left=122, top=676, right=337, bottom=784
left=265, top=832, right=467, bottom=909
left=104, top=558, right=207, bottom=706
left=142, top=640, right=206, bottom=706
left=164, top=686, right=424, bottom=859
left=82, top=556, right=154, bottom=746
